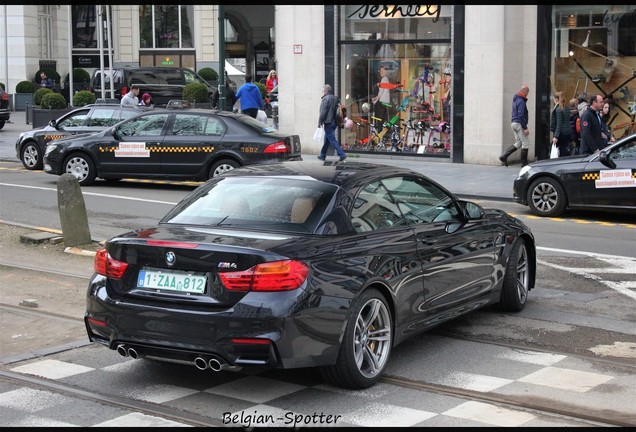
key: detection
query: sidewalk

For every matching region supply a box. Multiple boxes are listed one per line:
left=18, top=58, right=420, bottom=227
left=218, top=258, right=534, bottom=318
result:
left=0, top=110, right=520, bottom=201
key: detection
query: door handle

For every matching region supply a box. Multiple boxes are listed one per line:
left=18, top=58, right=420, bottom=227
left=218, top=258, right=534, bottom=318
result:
left=421, top=237, right=438, bottom=245
left=146, top=142, right=161, bottom=146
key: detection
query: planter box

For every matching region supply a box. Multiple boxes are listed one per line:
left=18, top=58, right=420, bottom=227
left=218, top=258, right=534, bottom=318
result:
left=30, top=106, right=74, bottom=129
left=14, top=93, right=34, bottom=111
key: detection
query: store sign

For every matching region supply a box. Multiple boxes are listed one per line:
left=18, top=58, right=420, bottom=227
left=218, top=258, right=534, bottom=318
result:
left=347, top=4, right=441, bottom=21
left=161, top=57, right=175, bottom=65
left=73, top=55, right=109, bottom=68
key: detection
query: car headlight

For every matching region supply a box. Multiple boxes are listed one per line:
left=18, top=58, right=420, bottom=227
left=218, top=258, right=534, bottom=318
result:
left=44, top=143, right=58, bottom=156
left=517, top=165, right=531, bottom=178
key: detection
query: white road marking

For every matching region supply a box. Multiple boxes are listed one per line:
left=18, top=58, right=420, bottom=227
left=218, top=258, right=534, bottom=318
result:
left=443, top=401, right=535, bottom=427
left=517, top=366, right=613, bottom=393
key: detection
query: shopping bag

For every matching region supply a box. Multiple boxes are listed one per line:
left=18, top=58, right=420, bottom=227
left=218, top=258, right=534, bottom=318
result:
left=550, top=143, right=559, bottom=159
left=313, top=127, right=324, bottom=142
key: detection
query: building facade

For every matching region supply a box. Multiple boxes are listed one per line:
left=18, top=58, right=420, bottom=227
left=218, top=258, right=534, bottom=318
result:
left=1, top=5, right=634, bottom=165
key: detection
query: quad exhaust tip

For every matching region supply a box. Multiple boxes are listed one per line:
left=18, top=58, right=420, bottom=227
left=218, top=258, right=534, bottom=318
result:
left=193, top=355, right=228, bottom=372
left=116, top=344, right=144, bottom=359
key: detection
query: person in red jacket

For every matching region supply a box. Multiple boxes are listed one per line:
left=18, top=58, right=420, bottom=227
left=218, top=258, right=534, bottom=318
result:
left=266, top=70, right=278, bottom=93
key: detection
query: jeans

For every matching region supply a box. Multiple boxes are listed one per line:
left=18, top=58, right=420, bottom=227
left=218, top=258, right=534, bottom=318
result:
left=242, top=108, right=258, bottom=118
left=319, top=121, right=346, bottom=159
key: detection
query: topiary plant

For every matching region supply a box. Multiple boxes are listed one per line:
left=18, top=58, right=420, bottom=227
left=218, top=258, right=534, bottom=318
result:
left=255, top=82, right=267, bottom=102
left=0, top=83, right=5, bottom=91
left=41, top=92, right=68, bottom=109
left=16, top=80, right=36, bottom=93
left=35, top=68, right=61, bottom=85
left=183, top=82, right=210, bottom=103
left=33, top=88, right=53, bottom=105
left=65, top=68, right=91, bottom=83
left=73, top=90, right=96, bottom=106
left=198, top=67, right=218, bottom=81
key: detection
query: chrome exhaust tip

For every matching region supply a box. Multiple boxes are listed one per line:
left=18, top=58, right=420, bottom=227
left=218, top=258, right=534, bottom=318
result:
left=194, top=356, right=209, bottom=370
left=208, top=356, right=227, bottom=372
left=127, top=347, right=143, bottom=359
left=116, top=344, right=129, bottom=357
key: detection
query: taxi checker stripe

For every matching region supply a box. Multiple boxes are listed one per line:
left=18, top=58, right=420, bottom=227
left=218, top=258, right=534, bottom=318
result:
left=99, top=146, right=215, bottom=153
left=581, top=172, right=600, bottom=180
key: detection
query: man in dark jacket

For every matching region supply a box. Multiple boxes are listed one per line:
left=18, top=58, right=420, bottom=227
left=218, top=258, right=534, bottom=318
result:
left=317, top=84, right=347, bottom=161
left=499, top=84, right=530, bottom=166
left=579, top=94, right=605, bottom=155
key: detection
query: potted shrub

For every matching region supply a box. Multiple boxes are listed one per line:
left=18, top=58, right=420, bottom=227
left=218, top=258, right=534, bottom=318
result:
left=32, top=92, right=72, bottom=128
left=33, top=88, right=53, bottom=106
left=15, top=80, right=36, bottom=111
left=183, top=82, right=211, bottom=108
left=73, top=90, right=96, bottom=107
left=198, top=67, right=218, bottom=88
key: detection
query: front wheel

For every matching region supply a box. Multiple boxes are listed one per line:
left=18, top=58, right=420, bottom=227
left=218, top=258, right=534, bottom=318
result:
left=527, top=177, right=567, bottom=217
left=20, top=142, right=43, bottom=170
left=64, top=153, right=96, bottom=186
left=320, top=288, right=392, bottom=389
left=208, top=159, right=239, bottom=179
left=499, top=238, right=530, bottom=312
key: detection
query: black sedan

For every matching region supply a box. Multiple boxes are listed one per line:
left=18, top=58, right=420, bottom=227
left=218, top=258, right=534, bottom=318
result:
left=85, top=161, right=536, bottom=389
left=15, top=103, right=149, bottom=170
left=0, top=86, right=10, bottom=129
left=43, top=109, right=302, bottom=185
left=513, top=133, right=636, bottom=217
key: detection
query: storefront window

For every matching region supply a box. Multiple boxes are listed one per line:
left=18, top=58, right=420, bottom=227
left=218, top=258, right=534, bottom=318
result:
left=339, top=5, right=454, bottom=157
left=139, top=5, right=194, bottom=49
left=73, top=6, right=111, bottom=49
left=552, top=5, right=636, bottom=140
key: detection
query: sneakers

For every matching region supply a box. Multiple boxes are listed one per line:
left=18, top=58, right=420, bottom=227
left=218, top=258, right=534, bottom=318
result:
left=317, top=156, right=325, bottom=161
left=339, top=155, right=347, bottom=162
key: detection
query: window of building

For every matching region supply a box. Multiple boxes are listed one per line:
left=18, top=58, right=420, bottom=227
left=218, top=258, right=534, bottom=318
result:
left=552, top=5, right=636, bottom=139
left=38, top=5, right=53, bottom=60
left=338, top=5, right=454, bottom=158
left=139, top=5, right=194, bottom=49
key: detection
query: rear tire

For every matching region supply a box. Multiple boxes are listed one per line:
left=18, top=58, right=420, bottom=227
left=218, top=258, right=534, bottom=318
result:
left=0, top=119, right=5, bottom=129
left=527, top=177, right=567, bottom=217
left=320, top=288, right=392, bottom=389
left=208, top=159, right=239, bottom=179
left=64, top=153, right=96, bottom=186
left=20, top=141, right=43, bottom=170
left=499, top=238, right=530, bottom=312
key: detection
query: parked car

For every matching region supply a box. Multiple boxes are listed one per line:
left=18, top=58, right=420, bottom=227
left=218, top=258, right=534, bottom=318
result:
left=513, top=133, right=636, bottom=217
left=15, top=102, right=151, bottom=170
left=84, top=161, right=536, bottom=389
left=90, top=67, right=215, bottom=107
left=43, top=109, right=302, bottom=185
left=0, top=86, right=10, bottom=129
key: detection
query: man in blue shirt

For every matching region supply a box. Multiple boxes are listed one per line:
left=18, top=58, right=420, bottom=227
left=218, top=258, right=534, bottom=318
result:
left=236, top=75, right=263, bottom=118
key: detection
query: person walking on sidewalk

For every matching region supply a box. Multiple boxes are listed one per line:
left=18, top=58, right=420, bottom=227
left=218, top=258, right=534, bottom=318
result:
left=579, top=94, right=606, bottom=155
left=549, top=91, right=571, bottom=158
left=317, top=84, right=347, bottom=162
left=235, top=74, right=264, bottom=119
left=499, top=84, right=530, bottom=167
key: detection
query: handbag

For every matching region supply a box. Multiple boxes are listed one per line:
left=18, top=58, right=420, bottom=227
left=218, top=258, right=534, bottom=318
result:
left=550, top=143, right=559, bottom=159
left=313, top=126, right=324, bottom=142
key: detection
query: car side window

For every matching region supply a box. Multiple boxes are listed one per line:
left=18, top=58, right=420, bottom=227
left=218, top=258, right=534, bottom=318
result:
left=184, top=70, right=205, bottom=85
left=204, top=117, right=225, bottom=135
left=117, top=114, right=169, bottom=137
left=381, top=176, right=460, bottom=224
left=87, top=108, right=117, bottom=127
left=610, top=141, right=636, bottom=160
left=119, top=109, right=141, bottom=122
left=351, top=180, right=406, bottom=233
left=57, top=109, right=90, bottom=128
left=171, top=114, right=206, bottom=135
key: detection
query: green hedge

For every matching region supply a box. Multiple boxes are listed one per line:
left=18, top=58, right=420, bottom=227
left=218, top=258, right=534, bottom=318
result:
left=183, top=82, right=210, bottom=103
left=65, top=68, right=91, bottom=83
left=73, top=90, right=96, bottom=106
left=198, top=67, right=218, bottom=81
left=255, top=82, right=267, bottom=101
left=33, top=88, right=53, bottom=105
left=16, top=80, right=36, bottom=93
left=41, top=92, right=68, bottom=109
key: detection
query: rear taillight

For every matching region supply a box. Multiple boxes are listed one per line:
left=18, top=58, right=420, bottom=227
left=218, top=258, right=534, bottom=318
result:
left=263, top=141, right=289, bottom=154
left=219, top=260, right=309, bottom=292
left=1, top=92, right=8, bottom=101
left=94, top=247, right=128, bottom=279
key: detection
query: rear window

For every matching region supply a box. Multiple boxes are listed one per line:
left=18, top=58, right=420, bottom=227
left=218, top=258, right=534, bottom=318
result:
left=131, top=69, right=182, bottom=86
left=91, top=70, right=124, bottom=89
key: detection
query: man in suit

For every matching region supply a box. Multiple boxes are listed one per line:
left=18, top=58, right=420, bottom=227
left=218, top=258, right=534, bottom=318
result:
left=579, top=94, right=605, bottom=155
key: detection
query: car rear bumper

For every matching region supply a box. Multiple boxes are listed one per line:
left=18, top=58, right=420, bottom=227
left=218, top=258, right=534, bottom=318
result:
left=85, top=274, right=349, bottom=370
left=0, top=109, right=10, bottom=121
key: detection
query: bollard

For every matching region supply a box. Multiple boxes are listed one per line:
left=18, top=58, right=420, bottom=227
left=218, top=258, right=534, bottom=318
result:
left=272, top=104, right=278, bottom=129
left=57, top=173, right=92, bottom=247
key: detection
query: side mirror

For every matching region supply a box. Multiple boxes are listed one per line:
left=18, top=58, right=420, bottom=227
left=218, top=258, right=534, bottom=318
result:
left=458, top=200, right=485, bottom=220
left=48, top=119, right=58, bottom=129
left=599, top=151, right=616, bottom=169
left=111, top=128, right=120, bottom=140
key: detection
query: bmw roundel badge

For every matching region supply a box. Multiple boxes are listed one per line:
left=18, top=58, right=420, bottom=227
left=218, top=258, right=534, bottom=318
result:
left=165, top=251, right=176, bottom=266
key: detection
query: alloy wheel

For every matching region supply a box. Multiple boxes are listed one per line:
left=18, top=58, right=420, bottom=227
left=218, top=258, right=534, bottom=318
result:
left=515, top=243, right=529, bottom=304
left=530, top=182, right=558, bottom=214
left=353, top=297, right=392, bottom=379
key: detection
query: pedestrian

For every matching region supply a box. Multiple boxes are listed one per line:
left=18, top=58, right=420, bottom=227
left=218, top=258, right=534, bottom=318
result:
left=499, top=84, right=530, bottom=167
left=39, top=71, right=53, bottom=89
left=600, top=101, right=615, bottom=147
left=317, top=84, right=347, bottom=162
left=121, top=85, right=140, bottom=106
left=579, top=94, right=605, bottom=155
left=265, top=70, right=278, bottom=93
left=371, top=65, right=391, bottom=125
left=568, top=98, right=580, bottom=155
left=549, top=91, right=570, bottom=158
left=577, top=92, right=589, bottom=117
left=212, top=84, right=237, bottom=111
left=235, top=74, right=264, bottom=119
left=139, top=92, right=153, bottom=107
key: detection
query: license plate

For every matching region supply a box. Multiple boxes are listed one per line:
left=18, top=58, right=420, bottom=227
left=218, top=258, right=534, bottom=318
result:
left=137, top=268, right=207, bottom=294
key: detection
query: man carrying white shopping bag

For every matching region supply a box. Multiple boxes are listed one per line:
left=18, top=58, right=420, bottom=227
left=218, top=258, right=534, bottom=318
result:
left=316, top=84, right=347, bottom=162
